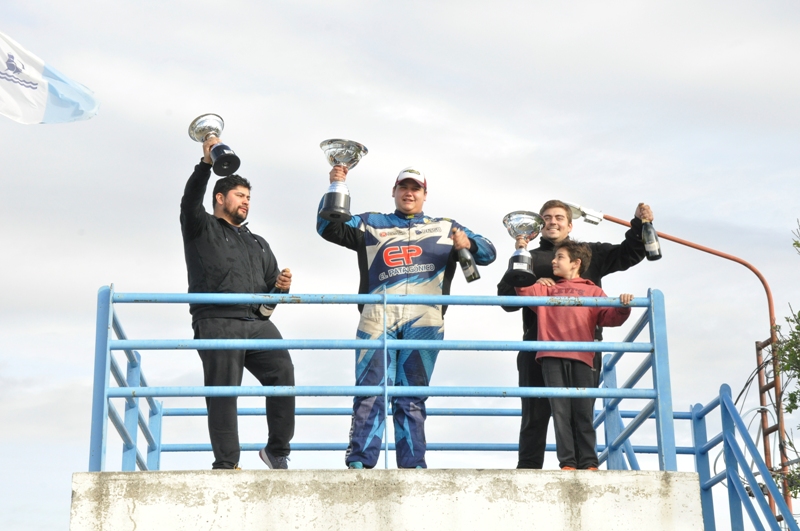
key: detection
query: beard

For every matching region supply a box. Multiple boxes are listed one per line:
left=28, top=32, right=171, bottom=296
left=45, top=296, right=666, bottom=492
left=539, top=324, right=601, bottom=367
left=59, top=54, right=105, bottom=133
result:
left=225, top=203, right=248, bottom=225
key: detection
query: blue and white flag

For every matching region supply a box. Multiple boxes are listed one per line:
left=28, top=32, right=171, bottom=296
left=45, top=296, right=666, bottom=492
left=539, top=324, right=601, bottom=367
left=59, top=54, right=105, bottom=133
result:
left=0, top=30, right=98, bottom=124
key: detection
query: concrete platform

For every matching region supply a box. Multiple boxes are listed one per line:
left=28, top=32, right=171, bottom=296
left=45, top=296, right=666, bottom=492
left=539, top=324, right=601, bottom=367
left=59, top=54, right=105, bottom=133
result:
left=70, top=469, right=703, bottom=531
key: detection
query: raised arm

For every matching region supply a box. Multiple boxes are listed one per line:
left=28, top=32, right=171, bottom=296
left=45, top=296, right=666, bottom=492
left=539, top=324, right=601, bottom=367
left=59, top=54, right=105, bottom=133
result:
left=591, top=203, right=655, bottom=278
left=180, top=160, right=213, bottom=241
left=316, top=166, right=365, bottom=250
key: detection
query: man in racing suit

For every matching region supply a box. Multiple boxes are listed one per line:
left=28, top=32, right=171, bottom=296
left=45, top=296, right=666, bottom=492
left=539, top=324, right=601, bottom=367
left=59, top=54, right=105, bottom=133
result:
left=317, top=166, right=496, bottom=469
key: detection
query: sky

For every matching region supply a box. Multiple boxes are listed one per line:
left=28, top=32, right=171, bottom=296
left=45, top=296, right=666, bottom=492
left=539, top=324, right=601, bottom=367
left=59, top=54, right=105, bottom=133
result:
left=1, top=1, right=799, bottom=529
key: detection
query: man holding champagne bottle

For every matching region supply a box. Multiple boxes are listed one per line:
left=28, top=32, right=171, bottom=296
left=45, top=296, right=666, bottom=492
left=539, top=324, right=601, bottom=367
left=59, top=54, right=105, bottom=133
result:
left=317, top=165, right=496, bottom=470
left=496, top=199, right=655, bottom=470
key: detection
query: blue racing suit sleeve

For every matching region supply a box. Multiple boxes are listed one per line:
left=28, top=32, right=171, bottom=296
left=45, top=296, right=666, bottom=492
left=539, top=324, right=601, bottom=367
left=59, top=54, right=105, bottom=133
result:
left=452, top=221, right=497, bottom=266
left=316, top=197, right=364, bottom=250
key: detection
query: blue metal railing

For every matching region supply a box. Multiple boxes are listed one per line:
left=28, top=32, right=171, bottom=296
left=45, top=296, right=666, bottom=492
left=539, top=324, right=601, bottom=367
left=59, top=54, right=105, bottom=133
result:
left=89, top=285, right=676, bottom=473
left=692, top=384, right=799, bottom=531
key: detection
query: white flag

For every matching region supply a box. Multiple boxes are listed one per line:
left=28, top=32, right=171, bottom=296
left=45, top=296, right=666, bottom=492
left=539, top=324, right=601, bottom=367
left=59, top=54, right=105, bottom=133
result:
left=0, top=30, right=98, bottom=124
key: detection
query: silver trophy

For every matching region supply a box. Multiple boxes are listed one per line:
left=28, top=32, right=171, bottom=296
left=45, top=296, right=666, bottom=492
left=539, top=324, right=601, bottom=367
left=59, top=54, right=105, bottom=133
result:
left=501, top=211, right=545, bottom=287
left=319, top=138, right=368, bottom=222
left=188, top=114, right=241, bottom=176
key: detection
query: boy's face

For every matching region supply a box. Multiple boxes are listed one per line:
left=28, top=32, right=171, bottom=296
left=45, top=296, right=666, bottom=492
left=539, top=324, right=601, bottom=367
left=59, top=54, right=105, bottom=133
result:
left=552, top=248, right=580, bottom=279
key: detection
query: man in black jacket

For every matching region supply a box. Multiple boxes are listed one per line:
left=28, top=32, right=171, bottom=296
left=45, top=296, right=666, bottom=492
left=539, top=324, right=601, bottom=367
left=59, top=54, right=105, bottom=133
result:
left=497, top=199, right=654, bottom=469
left=181, top=136, right=295, bottom=470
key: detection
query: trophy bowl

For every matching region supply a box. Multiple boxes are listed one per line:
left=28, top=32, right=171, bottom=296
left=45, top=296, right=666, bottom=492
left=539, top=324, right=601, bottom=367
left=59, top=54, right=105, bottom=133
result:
left=320, top=139, right=368, bottom=169
left=188, top=113, right=241, bottom=176
left=319, top=138, right=369, bottom=222
left=501, top=211, right=545, bottom=287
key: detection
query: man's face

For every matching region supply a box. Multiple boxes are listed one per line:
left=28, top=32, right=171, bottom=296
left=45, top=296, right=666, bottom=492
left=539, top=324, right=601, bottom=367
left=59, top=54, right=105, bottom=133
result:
left=392, top=179, right=427, bottom=215
left=217, top=185, right=250, bottom=225
left=551, top=248, right=579, bottom=279
left=541, top=207, right=572, bottom=243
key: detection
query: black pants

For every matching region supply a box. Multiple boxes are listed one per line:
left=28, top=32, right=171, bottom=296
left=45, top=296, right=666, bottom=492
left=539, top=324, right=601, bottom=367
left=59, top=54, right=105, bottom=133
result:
left=516, top=351, right=601, bottom=469
left=541, top=357, right=598, bottom=470
left=194, top=318, right=295, bottom=469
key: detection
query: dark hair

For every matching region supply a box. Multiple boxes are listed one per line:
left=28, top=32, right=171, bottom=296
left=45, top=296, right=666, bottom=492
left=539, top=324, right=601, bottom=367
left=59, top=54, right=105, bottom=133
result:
left=554, top=239, right=592, bottom=276
left=212, top=174, right=251, bottom=207
left=539, top=199, right=572, bottom=223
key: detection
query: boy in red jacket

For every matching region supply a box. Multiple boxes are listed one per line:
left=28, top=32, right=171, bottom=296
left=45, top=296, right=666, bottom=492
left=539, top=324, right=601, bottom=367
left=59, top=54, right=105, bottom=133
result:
left=515, top=239, right=633, bottom=470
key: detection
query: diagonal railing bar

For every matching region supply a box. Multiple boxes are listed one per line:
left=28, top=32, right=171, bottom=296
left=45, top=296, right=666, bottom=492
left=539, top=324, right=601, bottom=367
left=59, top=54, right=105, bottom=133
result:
left=692, top=385, right=799, bottom=531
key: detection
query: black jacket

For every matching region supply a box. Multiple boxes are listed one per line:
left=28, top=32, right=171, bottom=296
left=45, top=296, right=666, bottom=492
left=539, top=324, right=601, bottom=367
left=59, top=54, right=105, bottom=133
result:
left=180, top=161, right=281, bottom=322
left=496, top=218, right=646, bottom=341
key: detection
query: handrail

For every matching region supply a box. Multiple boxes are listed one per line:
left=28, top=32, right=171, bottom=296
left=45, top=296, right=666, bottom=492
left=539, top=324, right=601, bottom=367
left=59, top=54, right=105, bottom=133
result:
left=89, top=285, right=676, bottom=476
left=692, top=384, right=799, bottom=530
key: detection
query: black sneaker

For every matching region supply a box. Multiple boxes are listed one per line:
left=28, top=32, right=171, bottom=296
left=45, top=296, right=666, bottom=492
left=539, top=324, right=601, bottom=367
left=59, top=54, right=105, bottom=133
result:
left=259, top=446, right=289, bottom=469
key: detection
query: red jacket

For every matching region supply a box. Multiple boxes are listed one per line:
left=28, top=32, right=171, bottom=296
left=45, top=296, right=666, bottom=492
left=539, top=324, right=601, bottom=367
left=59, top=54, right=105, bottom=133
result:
left=515, top=278, right=631, bottom=367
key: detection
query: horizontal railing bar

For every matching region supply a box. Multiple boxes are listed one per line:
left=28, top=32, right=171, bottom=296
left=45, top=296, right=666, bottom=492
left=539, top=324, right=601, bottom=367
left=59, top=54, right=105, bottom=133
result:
left=163, top=407, right=522, bottom=417
left=112, top=293, right=651, bottom=308
left=699, top=433, right=724, bottom=456
left=110, top=338, right=653, bottom=353
left=108, top=385, right=656, bottom=399
left=161, top=407, right=694, bottom=419
left=159, top=443, right=699, bottom=454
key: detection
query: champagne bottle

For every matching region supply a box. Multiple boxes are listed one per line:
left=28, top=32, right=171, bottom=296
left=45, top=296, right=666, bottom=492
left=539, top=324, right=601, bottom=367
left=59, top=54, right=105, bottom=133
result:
left=258, top=286, right=287, bottom=319
left=458, top=248, right=481, bottom=282
left=642, top=220, right=662, bottom=261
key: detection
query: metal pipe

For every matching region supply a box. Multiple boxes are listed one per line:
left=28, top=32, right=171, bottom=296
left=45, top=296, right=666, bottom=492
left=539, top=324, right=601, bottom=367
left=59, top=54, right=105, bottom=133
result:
left=601, top=213, right=791, bottom=510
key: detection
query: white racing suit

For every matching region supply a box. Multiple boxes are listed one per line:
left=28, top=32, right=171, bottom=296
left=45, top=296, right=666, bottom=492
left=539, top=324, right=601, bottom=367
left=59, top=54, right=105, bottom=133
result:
left=317, top=207, right=496, bottom=468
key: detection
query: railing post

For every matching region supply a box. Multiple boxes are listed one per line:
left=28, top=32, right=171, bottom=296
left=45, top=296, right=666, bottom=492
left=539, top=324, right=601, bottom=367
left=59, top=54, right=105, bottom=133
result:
left=147, top=400, right=163, bottom=471
left=648, top=289, right=677, bottom=471
left=383, top=285, right=389, bottom=470
left=602, top=355, right=626, bottom=470
left=89, top=285, right=114, bottom=472
left=720, top=384, right=745, bottom=531
left=692, top=403, right=716, bottom=531
left=122, top=350, right=142, bottom=471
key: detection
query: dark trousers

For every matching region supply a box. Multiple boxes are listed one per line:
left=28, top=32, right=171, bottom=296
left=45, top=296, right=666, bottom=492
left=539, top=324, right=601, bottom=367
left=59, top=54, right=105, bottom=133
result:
left=194, top=318, right=295, bottom=469
left=541, top=357, right=598, bottom=470
left=517, top=351, right=601, bottom=469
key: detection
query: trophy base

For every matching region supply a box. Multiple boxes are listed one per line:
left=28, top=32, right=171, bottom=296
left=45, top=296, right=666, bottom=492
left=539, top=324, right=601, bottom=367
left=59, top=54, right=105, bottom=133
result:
left=211, top=143, right=241, bottom=176
left=319, top=191, right=352, bottom=222
left=502, top=255, right=536, bottom=287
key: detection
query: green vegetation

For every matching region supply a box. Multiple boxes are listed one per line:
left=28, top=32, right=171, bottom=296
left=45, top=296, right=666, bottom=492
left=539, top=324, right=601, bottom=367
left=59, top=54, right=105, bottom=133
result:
left=774, top=221, right=800, bottom=495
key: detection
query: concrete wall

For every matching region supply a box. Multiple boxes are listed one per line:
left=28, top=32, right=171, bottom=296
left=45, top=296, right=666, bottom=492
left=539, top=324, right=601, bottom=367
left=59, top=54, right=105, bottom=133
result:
left=71, top=469, right=703, bottom=531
